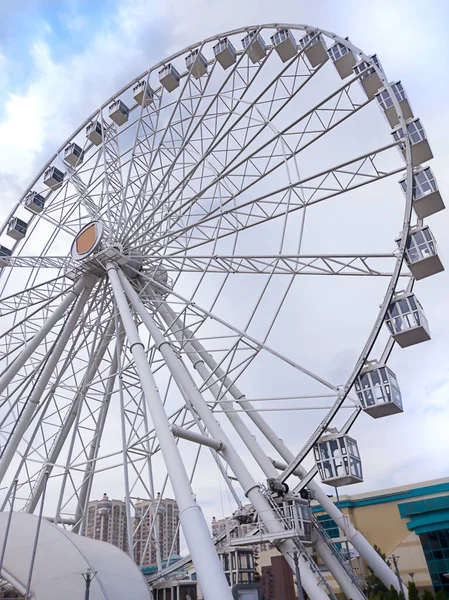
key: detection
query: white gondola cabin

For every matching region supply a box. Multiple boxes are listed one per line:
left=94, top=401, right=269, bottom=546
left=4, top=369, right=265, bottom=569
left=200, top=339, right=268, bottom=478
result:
left=86, top=120, right=103, bottom=146
left=64, top=143, right=84, bottom=167
left=353, top=55, right=383, bottom=99
left=314, top=432, right=363, bottom=487
left=43, top=166, right=64, bottom=189
left=0, top=245, right=12, bottom=268
left=24, top=191, right=45, bottom=214
left=375, top=81, right=414, bottom=128
left=159, top=64, right=180, bottom=92
left=109, top=100, right=129, bottom=126
left=298, top=32, right=329, bottom=68
left=328, top=40, right=356, bottom=79
left=397, top=226, right=444, bottom=281
left=282, top=498, right=312, bottom=542
left=355, top=361, right=403, bottom=418
left=133, top=81, right=154, bottom=107
left=392, top=118, right=433, bottom=167
left=399, top=166, right=444, bottom=219
left=213, top=38, right=237, bottom=70
left=385, top=292, right=430, bottom=348
left=7, top=217, right=28, bottom=241
left=242, top=31, right=267, bottom=64
left=271, top=29, right=298, bottom=63
left=186, top=49, right=208, bottom=79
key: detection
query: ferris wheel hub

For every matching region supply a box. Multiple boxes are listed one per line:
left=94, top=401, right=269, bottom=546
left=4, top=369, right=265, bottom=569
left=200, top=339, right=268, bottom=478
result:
left=66, top=220, right=145, bottom=280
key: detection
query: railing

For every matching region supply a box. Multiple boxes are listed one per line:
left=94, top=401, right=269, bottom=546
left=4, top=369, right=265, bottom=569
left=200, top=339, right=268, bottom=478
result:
left=312, top=514, right=365, bottom=592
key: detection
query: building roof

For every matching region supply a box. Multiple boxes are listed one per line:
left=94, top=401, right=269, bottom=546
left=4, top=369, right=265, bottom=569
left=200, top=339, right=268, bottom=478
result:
left=312, top=477, right=449, bottom=512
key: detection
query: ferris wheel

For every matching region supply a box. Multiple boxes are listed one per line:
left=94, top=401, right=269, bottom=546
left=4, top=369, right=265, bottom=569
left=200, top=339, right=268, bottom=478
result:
left=0, top=23, right=444, bottom=600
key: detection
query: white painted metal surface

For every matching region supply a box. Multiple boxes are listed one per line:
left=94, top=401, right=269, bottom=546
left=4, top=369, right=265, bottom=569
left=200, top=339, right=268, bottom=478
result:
left=0, top=512, right=151, bottom=600
left=0, top=22, right=440, bottom=600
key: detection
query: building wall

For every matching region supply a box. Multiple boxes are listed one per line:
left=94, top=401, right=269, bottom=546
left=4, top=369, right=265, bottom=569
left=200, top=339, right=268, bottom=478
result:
left=312, top=477, right=449, bottom=594
left=134, top=495, right=180, bottom=566
left=84, top=493, right=128, bottom=553
left=260, top=555, right=296, bottom=600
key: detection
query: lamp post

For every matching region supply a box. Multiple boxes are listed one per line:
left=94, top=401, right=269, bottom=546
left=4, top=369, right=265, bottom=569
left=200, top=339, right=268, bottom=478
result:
left=82, top=568, right=97, bottom=600
left=389, top=555, right=404, bottom=596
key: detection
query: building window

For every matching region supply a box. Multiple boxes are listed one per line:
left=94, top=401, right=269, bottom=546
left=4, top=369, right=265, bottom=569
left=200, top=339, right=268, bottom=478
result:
left=317, top=514, right=342, bottom=551
left=419, top=529, right=449, bottom=594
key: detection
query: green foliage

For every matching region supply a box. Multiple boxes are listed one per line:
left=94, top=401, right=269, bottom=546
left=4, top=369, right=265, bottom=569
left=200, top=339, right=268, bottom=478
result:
left=388, top=585, right=400, bottom=600
left=435, top=590, right=447, bottom=600
left=365, top=546, right=391, bottom=600
left=408, top=581, right=420, bottom=600
left=422, top=591, right=434, bottom=600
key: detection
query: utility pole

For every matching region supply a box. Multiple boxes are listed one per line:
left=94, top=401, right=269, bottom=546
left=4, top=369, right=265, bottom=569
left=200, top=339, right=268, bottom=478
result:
left=389, top=555, right=404, bottom=596
left=293, top=551, right=305, bottom=600
left=82, top=568, right=97, bottom=600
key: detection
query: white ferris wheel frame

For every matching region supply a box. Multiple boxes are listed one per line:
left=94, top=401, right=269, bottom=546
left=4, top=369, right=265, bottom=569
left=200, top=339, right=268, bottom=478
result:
left=0, top=22, right=426, bottom=600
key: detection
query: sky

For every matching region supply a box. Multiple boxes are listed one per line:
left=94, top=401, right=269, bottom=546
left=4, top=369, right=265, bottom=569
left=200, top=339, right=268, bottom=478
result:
left=0, top=0, right=449, bottom=540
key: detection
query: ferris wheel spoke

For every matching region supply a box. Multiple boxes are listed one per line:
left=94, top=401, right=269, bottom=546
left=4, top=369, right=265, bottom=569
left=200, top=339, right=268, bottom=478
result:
left=95, top=120, right=126, bottom=239
left=0, top=280, right=111, bottom=485
left=0, top=256, right=73, bottom=270
left=121, top=36, right=320, bottom=243
left=118, top=43, right=226, bottom=239
left=143, top=141, right=403, bottom=255
left=0, top=276, right=96, bottom=403
left=0, top=274, right=70, bottom=319
left=136, top=252, right=399, bottom=276
left=65, top=167, right=100, bottom=221
left=23, top=304, right=116, bottom=513
left=126, top=71, right=368, bottom=250
left=137, top=270, right=337, bottom=392
left=28, top=177, right=94, bottom=237
left=0, top=278, right=97, bottom=488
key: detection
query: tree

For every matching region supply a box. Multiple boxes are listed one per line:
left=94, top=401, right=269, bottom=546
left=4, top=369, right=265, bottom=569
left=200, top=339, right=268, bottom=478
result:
left=388, top=585, right=400, bottom=600
left=422, top=591, right=435, bottom=600
left=364, top=546, right=391, bottom=600
left=435, top=590, right=447, bottom=600
left=408, top=581, right=420, bottom=600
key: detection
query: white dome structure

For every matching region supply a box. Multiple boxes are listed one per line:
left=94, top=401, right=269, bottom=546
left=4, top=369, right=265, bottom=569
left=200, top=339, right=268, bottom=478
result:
left=0, top=512, right=151, bottom=600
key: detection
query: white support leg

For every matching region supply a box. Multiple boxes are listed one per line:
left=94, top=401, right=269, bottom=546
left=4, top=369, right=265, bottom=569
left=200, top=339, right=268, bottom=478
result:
left=117, top=268, right=330, bottom=600
left=155, top=297, right=406, bottom=597
left=107, top=263, right=233, bottom=600
left=312, top=528, right=362, bottom=600
left=0, top=275, right=92, bottom=399
left=155, top=296, right=366, bottom=600
left=0, top=279, right=95, bottom=487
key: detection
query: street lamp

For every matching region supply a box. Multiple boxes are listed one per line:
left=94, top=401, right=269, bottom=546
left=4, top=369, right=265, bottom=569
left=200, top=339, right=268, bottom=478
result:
left=82, top=567, right=97, bottom=600
left=389, top=555, right=405, bottom=595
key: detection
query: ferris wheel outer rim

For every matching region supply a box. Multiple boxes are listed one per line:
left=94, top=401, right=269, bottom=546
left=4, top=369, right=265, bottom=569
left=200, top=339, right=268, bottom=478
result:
left=0, top=23, right=416, bottom=478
